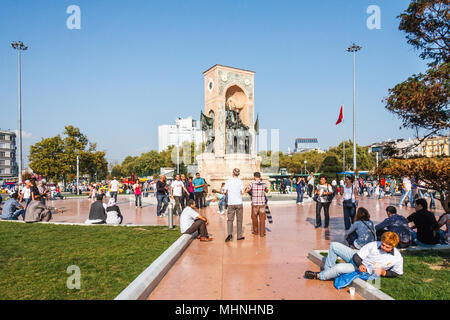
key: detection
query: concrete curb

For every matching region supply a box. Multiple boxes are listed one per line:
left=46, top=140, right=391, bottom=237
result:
left=307, top=250, right=395, bottom=300
left=114, top=233, right=194, bottom=300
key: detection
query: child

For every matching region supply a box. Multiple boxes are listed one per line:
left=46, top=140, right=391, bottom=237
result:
left=211, top=188, right=225, bottom=215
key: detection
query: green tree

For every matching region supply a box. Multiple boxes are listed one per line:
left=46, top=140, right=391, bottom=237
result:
left=29, top=135, right=66, bottom=181
left=327, top=141, right=376, bottom=171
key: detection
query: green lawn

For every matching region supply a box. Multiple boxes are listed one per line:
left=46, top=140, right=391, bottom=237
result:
left=0, top=222, right=181, bottom=300
left=319, top=250, right=450, bottom=299
left=380, top=250, right=450, bottom=300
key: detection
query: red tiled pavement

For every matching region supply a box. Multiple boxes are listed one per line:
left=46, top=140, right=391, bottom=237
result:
left=46, top=194, right=445, bottom=300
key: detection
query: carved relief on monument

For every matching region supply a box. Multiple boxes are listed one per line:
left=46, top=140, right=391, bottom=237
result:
left=218, top=70, right=253, bottom=101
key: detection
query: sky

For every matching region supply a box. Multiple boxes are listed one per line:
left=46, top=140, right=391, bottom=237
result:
left=0, top=0, right=428, bottom=166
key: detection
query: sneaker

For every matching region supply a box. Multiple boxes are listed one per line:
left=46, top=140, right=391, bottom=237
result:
left=304, top=271, right=319, bottom=280
left=225, top=234, right=233, bottom=242
left=237, top=236, right=245, bottom=241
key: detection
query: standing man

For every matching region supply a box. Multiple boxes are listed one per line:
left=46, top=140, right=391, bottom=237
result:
left=156, top=175, right=169, bottom=217
left=180, top=174, right=190, bottom=210
left=143, top=180, right=149, bottom=198
left=245, top=172, right=269, bottom=237
left=109, top=177, right=119, bottom=202
left=192, top=173, right=206, bottom=209
left=171, top=174, right=189, bottom=216
left=37, top=180, right=50, bottom=205
left=307, top=172, right=315, bottom=198
left=224, top=168, right=245, bottom=242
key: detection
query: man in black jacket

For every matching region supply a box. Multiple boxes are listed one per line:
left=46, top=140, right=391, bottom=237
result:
left=407, top=198, right=440, bottom=246
left=156, top=175, right=169, bottom=217
left=304, top=232, right=403, bottom=281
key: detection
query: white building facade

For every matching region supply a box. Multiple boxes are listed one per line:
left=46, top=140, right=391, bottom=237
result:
left=158, top=117, right=204, bottom=152
left=0, top=129, right=18, bottom=179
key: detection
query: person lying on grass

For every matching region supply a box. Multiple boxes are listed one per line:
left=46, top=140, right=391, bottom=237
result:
left=304, top=231, right=403, bottom=281
left=180, top=199, right=212, bottom=241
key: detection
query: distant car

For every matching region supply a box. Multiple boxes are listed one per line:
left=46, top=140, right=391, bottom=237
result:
left=99, top=185, right=124, bottom=194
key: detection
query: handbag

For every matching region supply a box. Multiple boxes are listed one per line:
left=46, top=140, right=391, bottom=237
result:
left=343, top=185, right=355, bottom=208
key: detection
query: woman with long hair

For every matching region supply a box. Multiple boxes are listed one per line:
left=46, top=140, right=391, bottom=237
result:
left=345, top=207, right=376, bottom=249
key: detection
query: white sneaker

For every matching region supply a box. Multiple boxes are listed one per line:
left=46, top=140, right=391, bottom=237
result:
left=220, top=211, right=225, bottom=215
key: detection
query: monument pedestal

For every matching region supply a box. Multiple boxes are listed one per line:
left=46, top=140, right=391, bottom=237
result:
left=197, top=153, right=268, bottom=193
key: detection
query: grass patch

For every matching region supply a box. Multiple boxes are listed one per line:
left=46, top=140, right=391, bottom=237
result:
left=0, top=222, right=181, bottom=300
left=380, top=250, right=450, bottom=300
left=318, top=249, right=450, bottom=299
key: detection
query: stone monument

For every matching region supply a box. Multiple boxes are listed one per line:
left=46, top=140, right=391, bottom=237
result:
left=197, top=65, right=264, bottom=192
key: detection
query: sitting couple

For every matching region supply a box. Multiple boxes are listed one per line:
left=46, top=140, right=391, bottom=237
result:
left=0, top=192, right=62, bottom=222
left=85, top=194, right=123, bottom=225
left=305, top=231, right=403, bottom=282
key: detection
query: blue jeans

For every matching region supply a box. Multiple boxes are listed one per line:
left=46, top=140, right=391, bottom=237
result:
left=157, top=194, right=168, bottom=216
left=410, top=230, right=439, bottom=247
left=2, top=209, right=26, bottom=220
left=296, top=189, right=304, bottom=203
left=399, top=190, right=414, bottom=207
left=429, top=192, right=436, bottom=208
left=319, top=242, right=357, bottom=280
left=218, top=197, right=225, bottom=212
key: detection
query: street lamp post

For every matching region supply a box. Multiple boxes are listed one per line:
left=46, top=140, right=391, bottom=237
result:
left=304, top=160, right=307, bottom=175
left=346, top=43, right=362, bottom=176
left=176, top=120, right=180, bottom=175
left=11, top=41, right=28, bottom=189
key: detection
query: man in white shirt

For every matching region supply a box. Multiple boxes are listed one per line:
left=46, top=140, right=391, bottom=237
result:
left=224, top=168, right=245, bottom=242
left=304, top=231, right=403, bottom=281
left=180, top=199, right=212, bottom=241
left=171, top=174, right=189, bottom=216
left=307, top=173, right=315, bottom=197
left=398, top=176, right=414, bottom=208
left=109, top=177, right=120, bottom=202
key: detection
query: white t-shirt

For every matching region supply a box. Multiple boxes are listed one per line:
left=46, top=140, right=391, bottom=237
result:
left=343, top=184, right=356, bottom=202
left=340, top=180, right=344, bottom=186
left=402, top=177, right=411, bottom=191
left=331, top=180, right=337, bottom=186
left=316, top=184, right=333, bottom=203
left=180, top=207, right=199, bottom=233
left=171, top=180, right=184, bottom=197
left=308, top=176, right=315, bottom=185
left=110, top=180, right=119, bottom=192
left=22, top=186, right=31, bottom=199
left=224, top=177, right=244, bottom=205
left=357, top=241, right=403, bottom=275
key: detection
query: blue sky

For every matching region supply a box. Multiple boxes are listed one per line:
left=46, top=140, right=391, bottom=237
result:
left=0, top=0, right=428, bottom=165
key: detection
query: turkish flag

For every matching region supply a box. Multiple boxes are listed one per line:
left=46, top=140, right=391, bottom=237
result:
left=336, top=105, right=343, bottom=125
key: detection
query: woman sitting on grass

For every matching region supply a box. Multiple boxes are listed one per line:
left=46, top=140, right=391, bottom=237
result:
left=345, top=207, right=376, bottom=249
left=105, top=198, right=123, bottom=225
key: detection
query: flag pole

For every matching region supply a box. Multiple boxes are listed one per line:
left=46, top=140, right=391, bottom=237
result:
left=343, top=105, right=345, bottom=174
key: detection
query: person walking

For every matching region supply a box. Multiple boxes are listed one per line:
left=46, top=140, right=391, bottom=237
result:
left=398, top=176, right=414, bottom=208
left=156, top=175, right=169, bottom=217
left=307, top=172, right=315, bottom=198
left=188, top=177, right=195, bottom=200
left=295, top=176, right=306, bottom=205
left=340, top=175, right=358, bottom=230
left=314, top=176, right=333, bottom=229
left=245, top=172, right=269, bottom=237
left=133, top=180, right=142, bottom=208
left=109, top=177, right=120, bottom=202
left=192, top=173, right=206, bottom=209
left=224, top=168, right=245, bottom=242
left=171, top=174, right=189, bottom=216
left=143, top=180, right=149, bottom=198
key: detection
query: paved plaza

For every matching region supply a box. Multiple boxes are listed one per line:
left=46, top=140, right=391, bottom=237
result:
left=45, top=194, right=446, bottom=300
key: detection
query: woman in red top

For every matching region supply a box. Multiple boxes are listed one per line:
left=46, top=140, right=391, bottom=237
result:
left=188, top=177, right=195, bottom=200
left=134, top=181, right=142, bottom=208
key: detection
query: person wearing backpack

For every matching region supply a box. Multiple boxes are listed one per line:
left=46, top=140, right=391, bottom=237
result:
left=314, top=176, right=334, bottom=229
left=340, top=175, right=358, bottom=230
left=345, top=207, right=376, bottom=249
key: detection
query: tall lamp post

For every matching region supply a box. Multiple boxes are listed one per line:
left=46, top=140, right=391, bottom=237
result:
left=11, top=41, right=28, bottom=189
left=304, top=160, right=307, bottom=175
left=346, top=43, right=362, bottom=176
left=176, top=119, right=180, bottom=175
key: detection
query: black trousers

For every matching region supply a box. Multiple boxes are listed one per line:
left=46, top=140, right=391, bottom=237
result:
left=181, top=193, right=189, bottom=209
left=194, top=192, right=205, bottom=208
left=316, top=201, right=331, bottom=227
left=308, top=184, right=314, bottom=197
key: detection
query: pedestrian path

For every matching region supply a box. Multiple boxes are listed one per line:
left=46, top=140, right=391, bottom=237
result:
left=148, top=202, right=362, bottom=300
